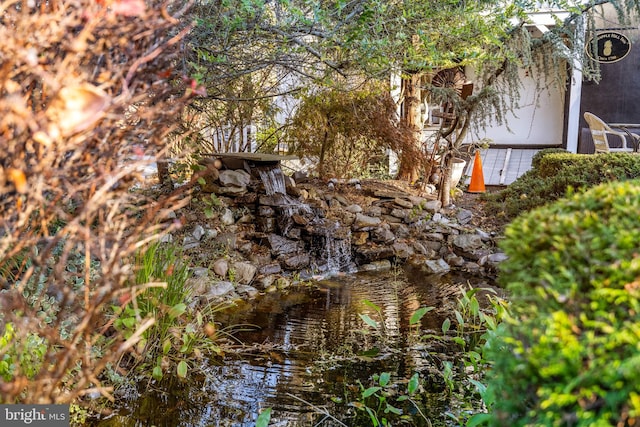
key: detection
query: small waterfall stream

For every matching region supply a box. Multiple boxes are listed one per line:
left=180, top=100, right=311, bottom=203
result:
left=254, top=164, right=355, bottom=276
left=256, top=165, right=287, bottom=196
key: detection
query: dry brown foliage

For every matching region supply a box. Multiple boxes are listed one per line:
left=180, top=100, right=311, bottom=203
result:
left=284, top=83, right=422, bottom=179
left=0, top=0, right=194, bottom=403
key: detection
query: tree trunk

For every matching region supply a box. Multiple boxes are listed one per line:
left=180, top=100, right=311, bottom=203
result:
left=157, top=156, right=172, bottom=191
left=439, top=152, right=452, bottom=206
left=397, top=72, right=422, bottom=183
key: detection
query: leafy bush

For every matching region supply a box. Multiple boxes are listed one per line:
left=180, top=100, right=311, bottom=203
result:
left=483, top=180, right=640, bottom=426
left=111, top=242, right=224, bottom=382
left=283, top=82, right=414, bottom=179
left=483, top=151, right=640, bottom=220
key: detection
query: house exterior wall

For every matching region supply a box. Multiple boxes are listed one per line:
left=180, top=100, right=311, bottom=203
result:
left=466, top=66, right=566, bottom=147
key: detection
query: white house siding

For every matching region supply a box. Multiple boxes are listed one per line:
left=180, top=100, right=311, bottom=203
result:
left=466, top=66, right=566, bottom=147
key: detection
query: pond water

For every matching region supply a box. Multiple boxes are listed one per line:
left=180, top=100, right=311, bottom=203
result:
left=95, top=268, right=498, bottom=427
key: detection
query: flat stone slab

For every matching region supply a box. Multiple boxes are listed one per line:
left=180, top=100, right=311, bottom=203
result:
left=204, top=152, right=299, bottom=162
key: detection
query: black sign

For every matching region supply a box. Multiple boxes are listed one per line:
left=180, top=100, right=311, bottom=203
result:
left=586, top=31, right=632, bottom=63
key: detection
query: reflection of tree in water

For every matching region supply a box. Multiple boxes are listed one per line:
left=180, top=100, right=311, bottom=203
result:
left=106, top=269, right=495, bottom=426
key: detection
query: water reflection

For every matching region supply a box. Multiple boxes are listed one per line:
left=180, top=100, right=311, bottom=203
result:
left=96, top=268, right=495, bottom=426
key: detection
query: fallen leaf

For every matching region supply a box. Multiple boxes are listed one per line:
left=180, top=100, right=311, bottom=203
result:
left=7, top=168, right=27, bottom=193
left=47, top=84, right=110, bottom=137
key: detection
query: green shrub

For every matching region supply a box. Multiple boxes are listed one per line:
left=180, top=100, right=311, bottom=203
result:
left=484, top=180, right=640, bottom=426
left=530, top=147, right=569, bottom=169
left=484, top=152, right=640, bottom=220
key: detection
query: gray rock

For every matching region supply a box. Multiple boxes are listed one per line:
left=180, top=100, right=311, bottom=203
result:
left=463, top=262, right=482, bottom=274
left=207, top=281, right=235, bottom=297
left=452, top=234, right=484, bottom=252
left=412, top=241, right=428, bottom=255
left=392, top=241, right=414, bottom=259
left=282, top=253, right=310, bottom=270
left=192, top=224, right=206, bottom=241
left=372, top=226, right=395, bottom=244
left=488, top=252, right=508, bottom=263
left=390, top=223, right=410, bottom=238
left=216, top=185, right=247, bottom=195
left=219, top=169, right=251, bottom=187
left=215, top=233, right=237, bottom=250
left=359, top=260, right=392, bottom=272
left=232, top=261, right=257, bottom=284
left=476, top=229, right=492, bottom=241
left=424, top=232, right=445, bottom=242
left=259, top=263, right=282, bottom=275
left=408, top=196, right=427, bottom=206
left=353, top=213, right=382, bottom=230
left=381, top=214, right=403, bottom=224
left=212, top=259, right=229, bottom=277
left=354, top=244, right=394, bottom=263
left=390, top=208, right=408, bottom=220
left=345, top=204, right=363, bottom=213
left=423, top=258, right=451, bottom=274
left=334, top=194, right=349, bottom=205
left=445, top=254, right=466, bottom=267
left=183, top=235, right=199, bottom=250
left=236, top=285, right=259, bottom=298
left=160, top=233, right=173, bottom=244
left=364, top=206, right=382, bottom=217
left=394, top=198, right=413, bottom=209
left=456, top=209, right=473, bottom=225
left=255, top=275, right=277, bottom=290
left=192, top=267, right=209, bottom=277
left=220, top=208, right=235, bottom=225
left=423, top=200, right=442, bottom=213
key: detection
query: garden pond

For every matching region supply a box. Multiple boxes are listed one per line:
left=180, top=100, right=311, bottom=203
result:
left=93, top=267, right=502, bottom=426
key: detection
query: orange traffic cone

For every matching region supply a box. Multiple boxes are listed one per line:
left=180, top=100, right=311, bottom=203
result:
left=467, top=150, right=486, bottom=193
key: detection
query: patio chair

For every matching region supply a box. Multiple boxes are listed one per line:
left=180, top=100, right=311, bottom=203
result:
left=584, top=112, right=637, bottom=153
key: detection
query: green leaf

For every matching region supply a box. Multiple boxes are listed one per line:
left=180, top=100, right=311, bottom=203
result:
left=358, top=347, right=380, bottom=357
left=168, top=303, right=187, bottom=319
left=455, top=310, right=465, bottom=326
left=152, top=365, right=163, bottom=381
left=469, top=379, right=487, bottom=395
left=162, top=338, right=172, bottom=355
left=362, top=299, right=381, bottom=312
left=470, top=297, right=480, bottom=316
left=363, top=386, right=381, bottom=398
left=408, top=373, right=419, bottom=395
left=122, top=317, right=136, bottom=329
left=359, top=314, right=379, bottom=329
left=256, top=408, right=272, bottom=427
left=410, top=306, right=434, bottom=325
left=384, top=403, right=402, bottom=415
left=379, top=372, right=391, bottom=387
left=365, top=406, right=380, bottom=426
left=197, top=177, right=206, bottom=185
left=466, top=413, right=492, bottom=427
left=177, top=360, right=188, bottom=378
left=442, top=318, right=451, bottom=334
